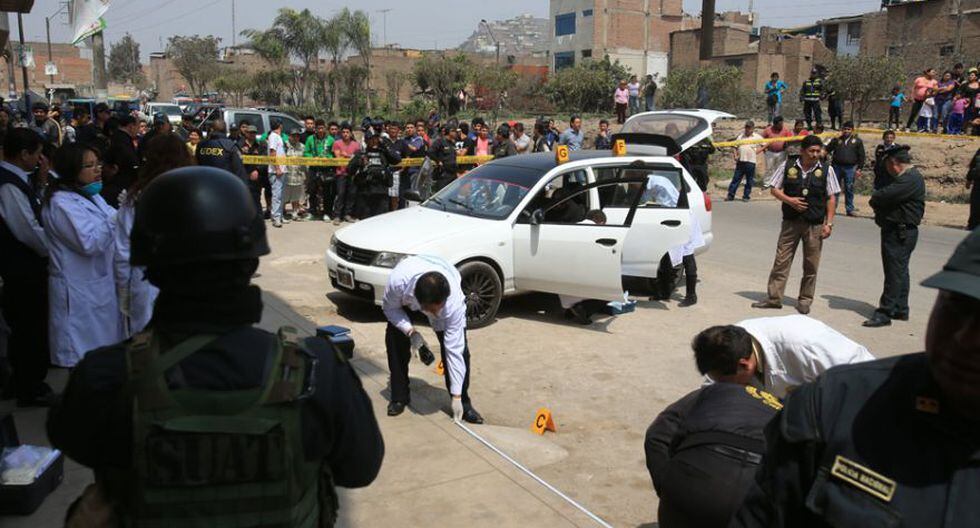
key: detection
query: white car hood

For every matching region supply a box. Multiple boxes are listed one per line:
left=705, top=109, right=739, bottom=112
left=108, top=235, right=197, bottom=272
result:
left=335, top=206, right=492, bottom=253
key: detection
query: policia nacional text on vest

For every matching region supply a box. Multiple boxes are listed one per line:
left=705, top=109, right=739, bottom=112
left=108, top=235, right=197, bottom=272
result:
left=782, top=156, right=830, bottom=224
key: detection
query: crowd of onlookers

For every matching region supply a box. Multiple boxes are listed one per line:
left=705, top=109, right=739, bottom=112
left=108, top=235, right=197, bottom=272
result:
left=614, top=74, right=659, bottom=124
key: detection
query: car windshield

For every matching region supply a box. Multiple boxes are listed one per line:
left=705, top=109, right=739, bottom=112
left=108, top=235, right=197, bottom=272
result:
left=155, top=105, right=182, bottom=116
left=422, top=164, right=541, bottom=220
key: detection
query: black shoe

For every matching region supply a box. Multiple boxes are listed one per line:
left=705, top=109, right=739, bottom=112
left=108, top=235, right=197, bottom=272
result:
left=795, top=304, right=811, bottom=315
left=742, top=197, right=751, bottom=202
left=566, top=304, right=592, bottom=325
left=751, top=300, right=782, bottom=309
left=678, top=295, right=698, bottom=307
left=891, top=312, right=909, bottom=321
left=387, top=401, right=407, bottom=416
left=863, top=313, right=892, bottom=327
left=462, top=408, right=484, bottom=424
left=724, top=196, right=735, bottom=202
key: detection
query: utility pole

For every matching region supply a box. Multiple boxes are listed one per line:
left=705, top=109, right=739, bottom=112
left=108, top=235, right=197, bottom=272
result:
left=699, top=0, right=716, bottom=61
left=45, top=3, right=69, bottom=86
left=92, top=32, right=108, bottom=100
left=953, top=0, right=964, bottom=56
left=231, top=0, right=237, bottom=47
left=16, top=13, right=30, bottom=117
left=377, top=8, right=391, bottom=48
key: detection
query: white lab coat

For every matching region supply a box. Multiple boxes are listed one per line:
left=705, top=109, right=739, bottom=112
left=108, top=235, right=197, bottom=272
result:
left=736, top=315, right=875, bottom=398
left=642, top=174, right=705, bottom=266
left=382, top=255, right=467, bottom=395
left=114, top=197, right=158, bottom=336
left=43, top=191, right=124, bottom=367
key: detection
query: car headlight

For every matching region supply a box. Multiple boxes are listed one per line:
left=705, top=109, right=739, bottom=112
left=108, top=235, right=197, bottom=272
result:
left=329, top=234, right=337, bottom=252
left=373, top=251, right=409, bottom=268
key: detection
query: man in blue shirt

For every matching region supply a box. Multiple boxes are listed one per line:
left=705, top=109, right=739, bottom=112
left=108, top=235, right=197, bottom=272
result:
left=558, top=115, right=585, bottom=151
left=764, top=72, right=788, bottom=122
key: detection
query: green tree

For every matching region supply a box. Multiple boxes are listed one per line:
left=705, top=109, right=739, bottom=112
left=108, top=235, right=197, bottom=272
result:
left=413, top=53, right=471, bottom=115
left=108, top=34, right=144, bottom=86
left=471, top=64, right=518, bottom=125
left=658, top=66, right=747, bottom=113
left=334, top=63, right=369, bottom=120
left=241, top=8, right=326, bottom=106
left=826, top=55, right=906, bottom=124
left=340, top=9, right=372, bottom=112
left=166, top=35, right=220, bottom=96
left=544, top=57, right=631, bottom=113
left=320, top=14, right=351, bottom=113
left=214, top=69, right=253, bottom=107
left=384, top=70, right=408, bottom=111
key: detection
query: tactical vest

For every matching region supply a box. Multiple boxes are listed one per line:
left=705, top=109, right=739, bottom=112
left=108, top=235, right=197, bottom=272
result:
left=671, top=383, right=781, bottom=457
left=802, top=79, right=823, bottom=101
left=109, top=326, right=333, bottom=528
left=0, top=167, right=46, bottom=281
left=781, top=157, right=829, bottom=224
left=357, top=150, right=391, bottom=194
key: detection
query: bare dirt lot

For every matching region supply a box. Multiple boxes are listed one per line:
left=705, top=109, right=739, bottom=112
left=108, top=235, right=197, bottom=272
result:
left=251, top=199, right=966, bottom=526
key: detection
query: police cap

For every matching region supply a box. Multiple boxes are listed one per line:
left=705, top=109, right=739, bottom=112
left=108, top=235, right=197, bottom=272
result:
left=130, top=167, right=269, bottom=266
left=880, top=143, right=911, bottom=163
left=922, top=227, right=980, bottom=300
left=363, top=127, right=378, bottom=141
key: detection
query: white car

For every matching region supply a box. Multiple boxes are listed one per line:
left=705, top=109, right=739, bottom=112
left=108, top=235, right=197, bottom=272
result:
left=142, top=102, right=184, bottom=125
left=326, top=110, right=730, bottom=328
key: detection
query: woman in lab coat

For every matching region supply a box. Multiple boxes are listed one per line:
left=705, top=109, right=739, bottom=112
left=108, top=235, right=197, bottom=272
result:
left=43, top=143, right=123, bottom=368
left=114, top=134, right=194, bottom=337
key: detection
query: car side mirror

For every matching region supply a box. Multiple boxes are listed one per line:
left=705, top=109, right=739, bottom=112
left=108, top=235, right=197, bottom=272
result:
left=404, top=189, right=423, bottom=202
left=529, top=209, right=545, bottom=225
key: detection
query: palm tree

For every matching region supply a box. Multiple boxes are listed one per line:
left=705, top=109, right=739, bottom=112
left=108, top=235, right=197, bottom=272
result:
left=321, top=15, right=350, bottom=114
left=341, top=9, right=373, bottom=112
left=242, top=8, right=325, bottom=106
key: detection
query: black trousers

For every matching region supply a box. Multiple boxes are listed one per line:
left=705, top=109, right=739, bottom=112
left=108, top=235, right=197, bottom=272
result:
left=969, top=182, right=980, bottom=230
left=307, top=169, right=335, bottom=218
left=385, top=322, right=472, bottom=409
left=803, top=101, right=822, bottom=128
left=878, top=224, right=918, bottom=318
left=357, top=193, right=389, bottom=219
left=258, top=173, right=272, bottom=214
left=906, top=100, right=925, bottom=130
left=1, top=272, right=49, bottom=399
left=656, top=447, right=760, bottom=528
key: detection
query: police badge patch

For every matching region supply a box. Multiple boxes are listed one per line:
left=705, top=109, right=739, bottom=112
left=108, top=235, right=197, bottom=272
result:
left=787, top=167, right=799, bottom=180
left=802, top=188, right=809, bottom=196
left=814, top=169, right=824, bottom=178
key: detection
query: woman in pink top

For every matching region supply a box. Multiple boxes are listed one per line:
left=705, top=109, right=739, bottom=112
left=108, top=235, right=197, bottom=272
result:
left=614, top=79, right=630, bottom=124
left=906, top=68, right=938, bottom=131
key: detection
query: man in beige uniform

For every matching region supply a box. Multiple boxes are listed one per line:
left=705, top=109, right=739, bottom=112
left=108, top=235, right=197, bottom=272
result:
left=752, top=134, right=840, bottom=315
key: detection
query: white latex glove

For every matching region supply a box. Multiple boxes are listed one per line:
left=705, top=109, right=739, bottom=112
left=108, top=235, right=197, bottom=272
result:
left=409, top=331, right=425, bottom=351
left=451, top=397, right=464, bottom=422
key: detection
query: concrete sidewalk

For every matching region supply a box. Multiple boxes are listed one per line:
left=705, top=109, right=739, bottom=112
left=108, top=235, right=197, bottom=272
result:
left=1, top=292, right=608, bottom=528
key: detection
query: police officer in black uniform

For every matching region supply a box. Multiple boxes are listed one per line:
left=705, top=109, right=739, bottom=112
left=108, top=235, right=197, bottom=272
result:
left=732, top=227, right=980, bottom=528
left=195, top=119, right=246, bottom=182
left=873, top=129, right=898, bottom=190
left=863, top=144, right=925, bottom=327
left=348, top=128, right=401, bottom=219
left=680, top=138, right=716, bottom=192
left=427, top=125, right=459, bottom=194
left=645, top=326, right=781, bottom=527
left=48, top=167, right=384, bottom=526
left=799, top=69, right=824, bottom=129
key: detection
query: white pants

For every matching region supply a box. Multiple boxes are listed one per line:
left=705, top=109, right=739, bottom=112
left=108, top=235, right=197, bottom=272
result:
left=271, top=173, right=285, bottom=221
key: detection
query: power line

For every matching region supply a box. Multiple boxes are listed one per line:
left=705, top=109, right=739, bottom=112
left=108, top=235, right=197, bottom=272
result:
left=111, top=0, right=224, bottom=36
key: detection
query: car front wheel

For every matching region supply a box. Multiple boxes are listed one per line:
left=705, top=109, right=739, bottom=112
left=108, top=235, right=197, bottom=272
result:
left=458, top=261, right=502, bottom=329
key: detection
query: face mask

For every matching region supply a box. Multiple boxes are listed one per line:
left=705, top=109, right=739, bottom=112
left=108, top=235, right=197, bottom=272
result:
left=80, top=181, right=102, bottom=197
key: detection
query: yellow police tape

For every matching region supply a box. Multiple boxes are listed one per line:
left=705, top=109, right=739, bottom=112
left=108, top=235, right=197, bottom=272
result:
left=240, top=154, right=495, bottom=167
left=712, top=128, right=980, bottom=148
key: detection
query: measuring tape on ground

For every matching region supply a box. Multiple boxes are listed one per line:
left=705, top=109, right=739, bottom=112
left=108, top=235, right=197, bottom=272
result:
left=240, top=154, right=495, bottom=167
left=454, top=420, right=613, bottom=528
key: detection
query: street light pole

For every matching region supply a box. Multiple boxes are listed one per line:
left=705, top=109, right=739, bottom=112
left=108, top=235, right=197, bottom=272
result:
left=377, top=8, right=392, bottom=48
left=45, top=4, right=68, bottom=88
left=17, top=13, right=29, bottom=117
left=480, top=19, right=500, bottom=65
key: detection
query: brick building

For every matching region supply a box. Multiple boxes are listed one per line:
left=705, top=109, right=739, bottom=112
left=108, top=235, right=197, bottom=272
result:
left=547, top=0, right=697, bottom=80
left=0, top=41, right=94, bottom=94
left=670, top=24, right=834, bottom=93
left=862, top=0, right=980, bottom=69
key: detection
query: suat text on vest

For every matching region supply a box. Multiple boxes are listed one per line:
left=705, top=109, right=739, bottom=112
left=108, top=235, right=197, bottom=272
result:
left=103, top=326, right=338, bottom=528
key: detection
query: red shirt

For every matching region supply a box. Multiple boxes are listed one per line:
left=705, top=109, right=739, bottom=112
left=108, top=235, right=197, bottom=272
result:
left=763, top=126, right=795, bottom=152
left=332, top=139, right=361, bottom=176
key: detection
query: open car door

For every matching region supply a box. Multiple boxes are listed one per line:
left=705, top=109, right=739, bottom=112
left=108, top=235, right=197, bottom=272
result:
left=595, top=162, right=692, bottom=278
left=512, top=176, right=646, bottom=300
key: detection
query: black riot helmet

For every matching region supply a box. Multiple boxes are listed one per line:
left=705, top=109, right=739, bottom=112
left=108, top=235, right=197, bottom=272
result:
left=131, top=166, right=270, bottom=266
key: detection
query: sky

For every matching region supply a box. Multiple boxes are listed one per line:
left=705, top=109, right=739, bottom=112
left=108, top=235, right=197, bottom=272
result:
left=14, top=0, right=885, bottom=60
